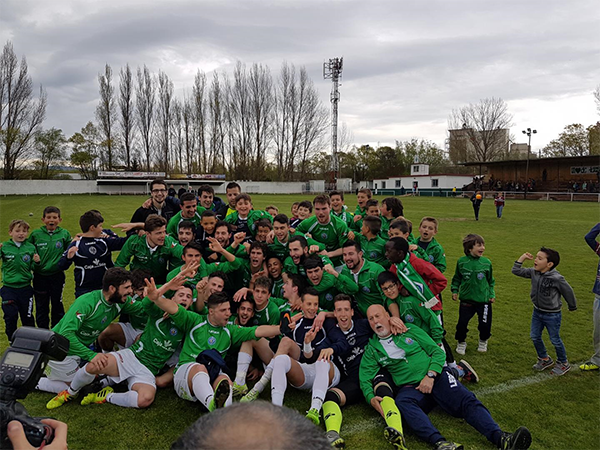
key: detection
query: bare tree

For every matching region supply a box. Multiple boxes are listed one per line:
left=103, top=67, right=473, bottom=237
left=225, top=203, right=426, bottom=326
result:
left=209, top=72, right=226, bottom=172
left=192, top=70, right=207, bottom=172
left=135, top=65, right=155, bottom=171
left=448, top=97, right=512, bottom=163
left=157, top=70, right=174, bottom=174
left=0, top=41, right=47, bottom=179
left=181, top=93, right=196, bottom=174
left=248, top=63, right=273, bottom=178
left=118, top=64, right=135, bottom=169
left=594, top=84, right=600, bottom=116
left=96, top=64, right=117, bottom=169
left=170, top=97, right=184, bottom=173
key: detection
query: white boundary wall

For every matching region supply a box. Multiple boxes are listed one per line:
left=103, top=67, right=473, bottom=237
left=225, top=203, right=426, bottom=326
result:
left=213, top=181, right=306, bottom=194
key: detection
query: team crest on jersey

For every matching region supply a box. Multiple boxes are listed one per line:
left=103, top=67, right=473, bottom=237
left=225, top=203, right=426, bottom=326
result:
left=208, top=336, right=216, bottom=345
left=89, top=247, right=97, bottom=255
left=348, top=336, right=356, bottom=345
left=477, top=272, right=485, bottom=280
left=428, top=255, right=434, bottom=263
left=321, top=232, right=328, bottom=240
left=55, top=241, right=62, bottom=249
left=362, top=286, right=370, bottom=293
left=405, top=314, right=414, bottom=323
left=369, top=251, right=378, bottom=259
left=101, top=316, right=108, bottom=324
left=404, top=337, right=414, bottom=345
left=169, top=327, right=178, bottom=336
left=22, top=254, right=31, bottom=262
left=326, top=293, right=333, bottom=302
left=159, top=257, right=165, bottom=263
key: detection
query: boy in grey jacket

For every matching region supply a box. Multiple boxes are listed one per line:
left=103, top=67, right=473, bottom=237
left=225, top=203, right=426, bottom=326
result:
left=512, top=247, right=577, bottom=376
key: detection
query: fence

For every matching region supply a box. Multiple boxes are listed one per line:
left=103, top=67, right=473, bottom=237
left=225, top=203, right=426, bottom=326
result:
left=461, top=191, right=600, bottom=202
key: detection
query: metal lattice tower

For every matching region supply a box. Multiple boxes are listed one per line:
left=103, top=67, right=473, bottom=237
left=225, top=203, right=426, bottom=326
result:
left=323, top=57, right=343, bottom=181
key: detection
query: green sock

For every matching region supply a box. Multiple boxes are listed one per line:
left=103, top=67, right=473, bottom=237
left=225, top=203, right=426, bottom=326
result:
left=381, top=396, right=403, bottom=433
left=323, top=401, right=343, bottom=433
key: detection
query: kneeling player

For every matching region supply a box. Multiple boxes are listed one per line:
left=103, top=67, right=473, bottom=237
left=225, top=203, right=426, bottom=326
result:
left=269, top=288, right=350, bottom=425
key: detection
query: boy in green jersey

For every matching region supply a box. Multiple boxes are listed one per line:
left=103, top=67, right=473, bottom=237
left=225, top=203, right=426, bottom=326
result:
left=28, top=206, right=72, bottom=329
left=380, top=197, right=404, bottom=238
left=452, top=234, right=495, bottom=355
left=353, top=215, right=389, bottom=268
left=225, top=193, right=272, bottom=243
left=303, top=255, right=358, bottom=311
left=329, top=191, right=354, bottom=228
left=351, top=188, right=372, bottom=231
left=166, top=192, right=203, bottom=238
left=47, top=273, right=195, bottom=409
left=417, top=217, right=447, bottom=273
left=267, top=255, right=285, bottom=298
left=388, top=218, right=429, bottom=261
left=1, top=219, right=39, bottom=341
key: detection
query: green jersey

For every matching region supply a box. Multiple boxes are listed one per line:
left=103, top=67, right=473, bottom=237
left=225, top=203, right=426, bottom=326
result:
left=351, top=205, right=367, bottom=231
left=296, top=215, right=349, bottom=256
left=359, top=325, right=445, bottom=403
left=126, top=294, right=149, bottom=330
left=417, top=238, right=447, bottom=273
left=52, top=290, right=144, bottom=361
left=129, top=297, right=185, bottom=375
left=115, top=234, right=183, bottom=283
left=451, top=254, right=495, bottom=303
left=331, top=208, right=354, bottom=229
left=283, top=254, right=332, bottom=277
left=309, top=271, right=358, bottom=311
left=252, top=298, right=285, bottom=326
left=225, top=210, right=272, bottom=238
left=340, top=259, right=386, bottom=316
left=385, top=294, right=444, bottom=344
left=1, top=240, right=38, bottom=288
left=272, top=278, right=285, bottom=298
left=380, top=216, right=392, bottom=239
left=28, top=226, right=72, bottom=275
left=166, top=210, right=202, bottom=237
left=268, top=233, right=325, bottom=261
left=354, top=233, right=389, bottom=268
left=170, top=306, right=259, bottom=369
left=166, top=255, right=242, bottom=286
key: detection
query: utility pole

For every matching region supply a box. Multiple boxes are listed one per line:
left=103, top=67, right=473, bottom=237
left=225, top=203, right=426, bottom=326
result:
left=323, top=57, right=343, bottom=187
left=522, top=127, right=537, bottom=199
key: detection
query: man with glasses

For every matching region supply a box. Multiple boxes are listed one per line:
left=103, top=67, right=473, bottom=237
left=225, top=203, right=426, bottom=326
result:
left=130, top=179, right=181, bottom=227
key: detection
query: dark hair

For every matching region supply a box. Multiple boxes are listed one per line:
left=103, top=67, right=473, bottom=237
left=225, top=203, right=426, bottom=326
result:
left=540, top=247, right=560, bottom=269
left=342, top=240, right=362, bottom=253
left=239, top=297, right=256, bottom=310
left=363, top=216, right=382, bottom=235
left=199, top=184, right=214, bottom=196
left=298, top=200, right=313, bottom=212
left=249, top=241, right=268, bottom=257
left=150, top=179, right=167, bottom=190
left=333, top=293, right=353, bottom=307
left=131, top=269, right=152, bottom=290
left=255, top=218, right=272, bottom=230
left=289, top=235, right=308, bottom=249
left=287, top=273, right=306, bottom=296
left=273, top=213, right=290, bottom=225
left=145, top=214, right=167, bottom=232
left=208, top=271, right=228, bottom=284
left=358, top=188, right=372, bottom=198
left=201, top=210, right=216, bottom=220
left=226, top=182, right=241, bottom=191
left=329, top=190, right=344, bottom=200
left=79, top=210, right=104, bottom=232
left=382, top=197, right=404, bottom=217
left=214, top=220, right=231, bottom=233
left=387, top=237, right=409, bottom=254
left=102, top=267, right=132, bottom=292
left=302, top=287, right=320, bottom=300
left=235, top=193, right=252, bottom=205
left=207, top=292, right=230, bottom=309
left=377, top=271, right=399, bottom=287
left=180, top=192, right=197, bottom=204
left=43, top=206, right=61, bottom=217
left=171, top=401, right=331, bottom=450
left=254, top=276, right=272, bottom=291
left=365, top=199, right=379, bottom=209
left=462, top=234, right=485, bottom=256
left=303, top=254, right=324, bottom=271
left=178, top=220, right=195, bottom=231
left=389, top=218, right=410, bottom=234
left=313, top=194, right=330, bottom=206
left=183, top=241, right=203, bottom=255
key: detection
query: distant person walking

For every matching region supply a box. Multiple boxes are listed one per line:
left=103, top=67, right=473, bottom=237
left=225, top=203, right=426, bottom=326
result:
left=494, top=193, right=505, bottom=219
left=471, top=191, right=483, bottom=220
left=580, top=223, right=600, bottom=371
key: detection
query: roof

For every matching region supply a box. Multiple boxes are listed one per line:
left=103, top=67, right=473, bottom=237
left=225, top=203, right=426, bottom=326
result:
left=460, top=154, right=600, bottom=167
left=374, top=173, right=473, bottom=180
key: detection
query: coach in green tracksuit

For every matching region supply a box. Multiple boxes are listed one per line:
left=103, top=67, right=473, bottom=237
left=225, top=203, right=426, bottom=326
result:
left=29, top=212, right=72, bottom=329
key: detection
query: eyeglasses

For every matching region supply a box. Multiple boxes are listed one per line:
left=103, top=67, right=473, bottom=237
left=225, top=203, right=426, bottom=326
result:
left=381, top=284, right=398, bottom=292
left=151, top=189, right=167, bottom=193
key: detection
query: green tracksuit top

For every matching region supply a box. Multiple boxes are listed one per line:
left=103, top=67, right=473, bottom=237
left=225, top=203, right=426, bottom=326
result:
left=166, top=256, right=242, bottom=287
left=385, top=294, right=444, bottom=344
left=224, top=210, right=273, bottom=236
left=309, top=271, right=358, bottom=311
left=417, top=237, right=447, bottom=273
left=268, top=233, right=326, bottom=261
left=28, top=226, right=72, bottom=275
left=283, top=254, right=333, bottom=277
left=252, top=298, right=284, bottom=326
left=52, top=290, right=144, bottom=361
left=129, top=297, right=185, bottom=375
left=115, top=234, right=183, bottom=283
left=451, top=254, right=495, bottom=303
left=170, top=306, right=260, bottom=370
left=340, top=259, right=387, bottom=316
left=166, top=210, right=203, bottom=237
left=354, top=233, right=390, bottom=268
left=296, top=215, right=349, bottom=254
left=331, top=209, right=354, bottom=229
left=359, top=324, right=445, bottom=403
left=1, top=240, right=38, bottom=288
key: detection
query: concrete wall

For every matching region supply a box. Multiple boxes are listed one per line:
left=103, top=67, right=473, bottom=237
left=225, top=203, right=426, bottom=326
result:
left=0, top=180, right=98, bottom=195
left=213, top=181, right=307, bottom=194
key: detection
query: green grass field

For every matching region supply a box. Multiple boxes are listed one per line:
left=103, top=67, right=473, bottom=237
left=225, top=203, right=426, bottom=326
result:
left=0, top=194, right=598, bottom=450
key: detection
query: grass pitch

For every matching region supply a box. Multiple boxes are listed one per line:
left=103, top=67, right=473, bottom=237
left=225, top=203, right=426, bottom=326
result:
left=0, top=194, right=599, bottom=449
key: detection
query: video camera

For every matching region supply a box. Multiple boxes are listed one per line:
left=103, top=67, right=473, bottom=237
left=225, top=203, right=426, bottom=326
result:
left=0, top=327, right=69, bottom=449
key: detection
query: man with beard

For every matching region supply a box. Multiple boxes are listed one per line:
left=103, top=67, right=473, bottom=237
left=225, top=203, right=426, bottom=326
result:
left=283, top=235, right=332, bottom=277
left=37, top=268, right=142, bottom=397
left=340, top=240, right=387, bottom=317
left=166, top=192, right=203, bottom=238
left=359, top=305, right=532, bottom=450
left=269, top=214, right=324, bottom=261
left=130, top=179, right=181, bottom=226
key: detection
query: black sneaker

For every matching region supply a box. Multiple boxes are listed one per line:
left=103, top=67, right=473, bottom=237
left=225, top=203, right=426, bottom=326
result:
left=458, top=359, right=479, bottom=383
left=499, top=427, right=532, bottom=450
left=383, top=426, right=407, bottom=450
left=434, top=441, right=464, bottom=450
left=325, top=430, right=345, bottom=449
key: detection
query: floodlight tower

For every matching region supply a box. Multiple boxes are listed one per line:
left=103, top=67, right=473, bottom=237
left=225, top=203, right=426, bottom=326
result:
left=323, top=57, right=343, bottom=185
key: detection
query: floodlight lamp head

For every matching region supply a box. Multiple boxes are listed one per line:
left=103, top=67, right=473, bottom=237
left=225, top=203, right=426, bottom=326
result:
left=532, top=130, right=537, bottom=134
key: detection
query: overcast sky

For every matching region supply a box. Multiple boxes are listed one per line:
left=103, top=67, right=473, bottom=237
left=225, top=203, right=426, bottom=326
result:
left=2, top=0, right=599, bottom=154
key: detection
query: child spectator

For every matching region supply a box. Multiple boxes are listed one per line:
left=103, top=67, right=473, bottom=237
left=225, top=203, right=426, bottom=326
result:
left=417, top=217, right=447, bottom=273
left=581, top=223, right=600, bottom=371
left=494, top=192, right=505, bottom=219
left=28, top=206, right=72, bottom=329
left=512, top=247, right=577, bottom=376
left=452, top=234, right=495, bottom=354
left=1, top=220, right=39, bottom=341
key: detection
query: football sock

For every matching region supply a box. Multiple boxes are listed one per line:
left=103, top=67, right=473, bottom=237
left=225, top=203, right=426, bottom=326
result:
left=37, top=378, right=68, bottom=394
left=310, top=360, right=329, bottom=411
left=192, top=371, right=214, bottom=409
left=107, top=391, right=139, bottom=408
left=323, top=401, right=343, bottom=433
left=271, top=355, right=291, bottom=406
left=381, top=396, right=403, bottom=433
left=68, top=366, right=95, bottom=394
left=235, top=351, right=253, bottom=385
left=224, top=384, right=233, bottom=407
left=252, top=360, right=274, bottom=394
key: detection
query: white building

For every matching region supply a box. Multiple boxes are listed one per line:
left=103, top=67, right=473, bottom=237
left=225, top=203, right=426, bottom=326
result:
left=372, top=162, right=473, bottom=194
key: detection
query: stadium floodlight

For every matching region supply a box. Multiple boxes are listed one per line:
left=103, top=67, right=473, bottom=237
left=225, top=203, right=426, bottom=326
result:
left=522, top=128, right=537, bottom=199
left=323, top=57, right=343, bottom=185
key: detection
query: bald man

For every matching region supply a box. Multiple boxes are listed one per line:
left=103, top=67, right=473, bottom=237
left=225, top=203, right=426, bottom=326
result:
left=359, top=305, right=531, bottom=450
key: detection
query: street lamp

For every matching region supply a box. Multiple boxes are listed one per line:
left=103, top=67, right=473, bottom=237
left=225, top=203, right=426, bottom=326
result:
left=522, top=127, right=537, bottom=199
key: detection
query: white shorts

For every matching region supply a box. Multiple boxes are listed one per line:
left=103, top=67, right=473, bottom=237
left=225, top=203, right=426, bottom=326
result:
left=107, top=349, right=156, bottom=390
left=117, top=322, right=144, bottom=348
left=294, top=361, right=341, bottom=391
left=165, top=347, right=181, bottom=368
left=173, top=362, right=228, bottom=402
left=45, top=356, right=81, bottom=382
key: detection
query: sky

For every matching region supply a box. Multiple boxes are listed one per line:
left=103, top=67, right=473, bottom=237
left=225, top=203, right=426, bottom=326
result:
left=1, top=0, right=599, bottom=154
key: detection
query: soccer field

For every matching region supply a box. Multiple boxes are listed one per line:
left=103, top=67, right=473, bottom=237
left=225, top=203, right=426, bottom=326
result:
left=0, top=194, right=598, bottom=450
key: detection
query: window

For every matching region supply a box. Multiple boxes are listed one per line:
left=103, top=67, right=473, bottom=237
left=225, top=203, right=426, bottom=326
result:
left=413, top=165, right=419, bottom=173
left=382, top=181, right=387, bottom=189
left=431, top=179, right=439, bottom=187
left=395, top=180, right=401, bottom=187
